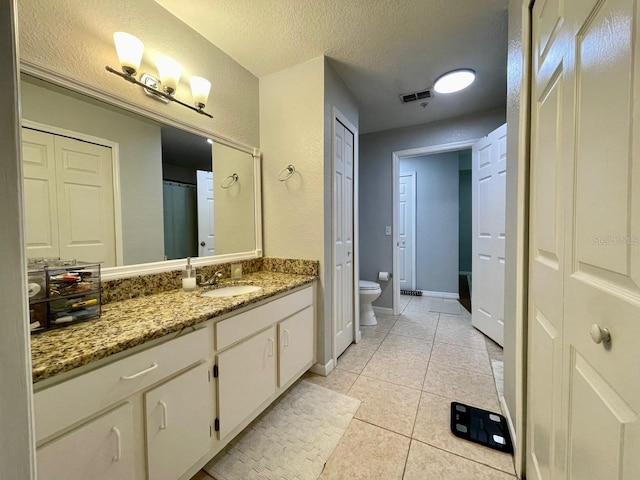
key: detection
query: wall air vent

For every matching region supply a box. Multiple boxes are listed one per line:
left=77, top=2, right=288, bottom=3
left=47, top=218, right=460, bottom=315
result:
left=400, top=89, right=432, bottom=104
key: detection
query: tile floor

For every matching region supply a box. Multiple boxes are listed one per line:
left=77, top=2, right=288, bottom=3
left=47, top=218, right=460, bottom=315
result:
left=194, top=294, right=515, bottom=480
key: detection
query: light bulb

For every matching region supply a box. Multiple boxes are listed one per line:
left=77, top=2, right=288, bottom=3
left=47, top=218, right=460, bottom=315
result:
left=113, top=32, right=144, bottom=76
left=157, top=57, right=182, bottom=95
left=190, top=76, right=211, bottom=109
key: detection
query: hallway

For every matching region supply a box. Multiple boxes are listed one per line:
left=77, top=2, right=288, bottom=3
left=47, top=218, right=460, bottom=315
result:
left=306, top=295, right=514, bottom=479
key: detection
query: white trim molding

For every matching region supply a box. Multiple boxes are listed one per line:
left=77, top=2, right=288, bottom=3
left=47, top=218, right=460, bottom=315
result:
left=419, top=290, right=460, bottom=300
left=309, top=359, right=334, bottom=377
left=392, top=139, right=480, bottom=315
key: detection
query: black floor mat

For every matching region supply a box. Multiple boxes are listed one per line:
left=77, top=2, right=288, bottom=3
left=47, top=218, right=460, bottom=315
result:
left=400, top=289, right=422, bottom=296
left=450, top=402, right=513, bottom=453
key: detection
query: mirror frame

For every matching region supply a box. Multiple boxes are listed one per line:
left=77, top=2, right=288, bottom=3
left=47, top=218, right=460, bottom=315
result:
left=20, top=61, right=263, bottom=281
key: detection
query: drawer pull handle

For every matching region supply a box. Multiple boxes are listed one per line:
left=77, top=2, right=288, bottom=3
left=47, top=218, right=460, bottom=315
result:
left=267, top=338, right=274, bottom=357
left=158, top=400, right=168, bottom=430
left=111, top=427, right=121, bottom=462
left=120, top=362, right=158, bottom=380
left=283, top=329, right=290, bottom=347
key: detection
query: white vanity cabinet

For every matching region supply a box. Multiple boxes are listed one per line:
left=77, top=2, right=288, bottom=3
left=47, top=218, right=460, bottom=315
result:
left=213, top=286, right=315, bottom=441
left=145, top=362, right=213, bottom=480
left=36, top=402, right=134, bottom=480
left=217, top=326, right=277, bottom=438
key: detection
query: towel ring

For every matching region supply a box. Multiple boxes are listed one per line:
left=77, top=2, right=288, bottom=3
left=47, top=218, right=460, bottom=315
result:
left=221, top=173, right=238, bottom=189
left=278, top=164, right=295, bottom=182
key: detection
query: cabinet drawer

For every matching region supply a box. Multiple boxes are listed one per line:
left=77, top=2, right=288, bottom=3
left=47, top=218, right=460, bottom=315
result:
left=216, top=286, right=312, bottom=351
left=37, top=402, right=134, bottom=480
left=35, top=328, right=209, bottom=442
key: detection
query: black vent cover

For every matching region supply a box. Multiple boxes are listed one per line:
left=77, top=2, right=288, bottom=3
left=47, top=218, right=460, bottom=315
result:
left=400, top=89, right=432, bottom=104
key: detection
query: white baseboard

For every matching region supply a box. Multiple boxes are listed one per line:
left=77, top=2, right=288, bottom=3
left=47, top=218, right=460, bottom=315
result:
left=373, top=306, right=394, bottom=315
left=420, top=290, right=460, bottom=300
left=355, top=329, right=362, bottom=342
left=500, top=395, right=519, bottom=476
left=309, top=358, right=334, bottom=376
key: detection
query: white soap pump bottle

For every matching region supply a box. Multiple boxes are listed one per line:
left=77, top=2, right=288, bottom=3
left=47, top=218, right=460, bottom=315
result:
left=182, top=257, right=197, bottom=291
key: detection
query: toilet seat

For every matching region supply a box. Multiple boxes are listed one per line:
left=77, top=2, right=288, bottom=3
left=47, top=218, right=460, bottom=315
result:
left=359, top=280, right=380, bottom=291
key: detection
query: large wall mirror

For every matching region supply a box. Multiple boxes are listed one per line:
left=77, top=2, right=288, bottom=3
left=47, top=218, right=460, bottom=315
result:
left=20, top=73, right=261, bottom=277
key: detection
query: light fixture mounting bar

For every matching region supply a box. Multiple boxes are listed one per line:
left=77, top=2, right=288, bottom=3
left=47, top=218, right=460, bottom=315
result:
left=105, top=65, right=213, bottom=119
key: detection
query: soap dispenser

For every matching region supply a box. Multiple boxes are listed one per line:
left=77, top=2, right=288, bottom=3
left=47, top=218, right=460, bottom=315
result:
left=182, top=257, right=196, bottom=291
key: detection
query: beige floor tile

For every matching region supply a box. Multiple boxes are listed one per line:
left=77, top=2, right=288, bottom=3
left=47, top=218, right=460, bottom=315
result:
left=398, top=310, right=440, bottom=325
left=363, top=314, right=397, bottom=333
left=318, top=419, right=410, bottom=480
left=436, top=314, right=489, bottom=350
left=485, top=337, right=504, bottom=362
left=403, top=440, right=517, bottom=480
left=360, top=349, right=428, bottom=389
left=429, top=298, right=467, bottom=315
left=430, top=342, right=492, bottom=375
left=358, top=328, right=388, bottom=349
left=303, top=369, right=359, bottom=395
left=391, top=318, right=437, bottom=341
left=347, top=376, right=421, bottom=436
left=336, top=343, right=377, bottom=374
left=412, top=392, right=515, bottom=475
left=422, top=361, right=499, bottom=411
left=377, top=333, right=433, bottom=362
left=404, top=297, right=435, bottom=313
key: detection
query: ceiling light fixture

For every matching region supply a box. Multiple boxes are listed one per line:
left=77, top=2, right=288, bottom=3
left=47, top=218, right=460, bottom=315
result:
left=433, top=69, right=476, bottom=94
left=106, top=32, right=213, bottom=118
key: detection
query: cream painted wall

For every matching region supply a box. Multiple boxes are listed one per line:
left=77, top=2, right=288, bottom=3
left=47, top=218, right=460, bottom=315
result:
left=17, top=0, right=259, bottom=147
left=359, top=108, right=506, bottom=309
left=261, top=56, right=359, bottom=366
left=213, top=143, right=256, bottom=254
left=20, top=80, right=165, bottom=265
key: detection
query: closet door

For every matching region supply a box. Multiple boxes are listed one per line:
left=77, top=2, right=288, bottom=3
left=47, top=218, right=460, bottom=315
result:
left=54, top=136, right=116, bottom=266
left=22, top=128, right=60, bottom=259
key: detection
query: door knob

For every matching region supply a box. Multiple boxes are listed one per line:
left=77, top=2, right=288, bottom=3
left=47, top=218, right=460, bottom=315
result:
left=200, top=241, right=206, bottom=247
left=590, top=324, right=611, bottom=344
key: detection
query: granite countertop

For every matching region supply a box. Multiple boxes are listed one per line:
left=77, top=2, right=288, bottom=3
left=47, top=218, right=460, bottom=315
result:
left=31, top=271, right=315, bottom=383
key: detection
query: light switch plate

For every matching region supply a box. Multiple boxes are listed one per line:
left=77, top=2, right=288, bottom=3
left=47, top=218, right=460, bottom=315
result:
left=385, top=226, right=392, bottom=236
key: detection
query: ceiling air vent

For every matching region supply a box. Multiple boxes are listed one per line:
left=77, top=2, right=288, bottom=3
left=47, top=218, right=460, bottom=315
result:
left=400, top=89, right=432, bottom=104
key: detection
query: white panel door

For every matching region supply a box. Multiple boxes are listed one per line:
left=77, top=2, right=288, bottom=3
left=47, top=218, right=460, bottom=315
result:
left=472, top=124, right=507, bottom=346
left=528, top=0, right=640, bottom=479
left=216, top=326, right=276, bottom=439
left=145, top=362, right=212, bottom=480
left=334, top=119, right=354, bottom=358
left=399, top=172, right=416, bottom=291
left=22, top=128, right=60, bottom=260
left=54, top=136, right=116, bottom=266
left=196, top=169, right=215, bottom=257
left=37, top=403, right=134, bottom=480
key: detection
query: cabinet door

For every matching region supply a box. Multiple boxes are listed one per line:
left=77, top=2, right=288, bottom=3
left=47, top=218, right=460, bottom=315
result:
left=37, top=403, right=134, bottom=480
left=217, top=326, right=276, bottom=439
left=145, top=362, right=212, bottom=480
left=279, top=306, right=314, bottom=388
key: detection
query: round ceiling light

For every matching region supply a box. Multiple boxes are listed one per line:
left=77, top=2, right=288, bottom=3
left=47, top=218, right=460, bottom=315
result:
left=433, top=69, right=476, bottom=94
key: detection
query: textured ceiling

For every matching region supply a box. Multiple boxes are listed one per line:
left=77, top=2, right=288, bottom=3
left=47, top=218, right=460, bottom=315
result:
left=153, top=0, right=508, bottom=134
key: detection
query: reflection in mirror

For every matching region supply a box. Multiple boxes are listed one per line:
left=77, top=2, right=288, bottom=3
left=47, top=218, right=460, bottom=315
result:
left=20, top=74, right=258, bottom=268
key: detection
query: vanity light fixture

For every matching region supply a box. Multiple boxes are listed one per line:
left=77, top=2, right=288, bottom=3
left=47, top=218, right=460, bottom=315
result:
left=106, top=32, right=213, bottom=118
left=433, top=69, right=476, bottom=94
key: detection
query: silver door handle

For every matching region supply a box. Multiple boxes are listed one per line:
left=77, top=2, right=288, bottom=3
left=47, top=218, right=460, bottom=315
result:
left=158, top=400, right=168, bottom=430
left=111, top=427, right=121, bottom=462
left=590, top=324, right=611, bottom=344
left=120, top=363, right=158, bottom=380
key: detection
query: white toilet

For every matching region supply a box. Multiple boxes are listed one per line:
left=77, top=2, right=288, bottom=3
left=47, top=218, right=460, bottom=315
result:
left=359, top=280, right=382, bottom=326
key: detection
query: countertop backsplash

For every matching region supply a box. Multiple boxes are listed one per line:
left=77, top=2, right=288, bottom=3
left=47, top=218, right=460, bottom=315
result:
left=102, top=257, right=318, bottom=304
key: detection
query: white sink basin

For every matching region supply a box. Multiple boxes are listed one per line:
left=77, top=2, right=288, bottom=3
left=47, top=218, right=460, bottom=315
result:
left=201, top=285, right=262, bottom=298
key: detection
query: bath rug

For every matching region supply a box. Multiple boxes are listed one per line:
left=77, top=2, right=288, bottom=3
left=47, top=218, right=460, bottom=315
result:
left=205, top=380, right=360, bottom=480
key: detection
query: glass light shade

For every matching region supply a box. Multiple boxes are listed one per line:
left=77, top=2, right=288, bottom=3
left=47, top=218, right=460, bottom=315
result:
left=113, top=32, right=144, bottom=76
left=433, top=69, right=476, bottom=94
left=190, top=76, right=211, bottom=109
left=156, top=57, right=182, bottom=94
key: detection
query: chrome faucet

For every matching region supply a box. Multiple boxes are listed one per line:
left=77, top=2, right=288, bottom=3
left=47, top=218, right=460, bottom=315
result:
left=197, top=269, right=224, bottom=286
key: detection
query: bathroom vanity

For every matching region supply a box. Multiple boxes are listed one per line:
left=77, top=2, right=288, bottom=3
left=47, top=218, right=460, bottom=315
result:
left=31, top=272, right=316, bottom=480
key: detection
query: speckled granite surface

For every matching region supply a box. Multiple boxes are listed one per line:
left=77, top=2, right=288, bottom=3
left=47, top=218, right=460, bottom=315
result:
left=31, top=271, right=315, bottom=383
left=102, top=258, right=317, bottom=304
